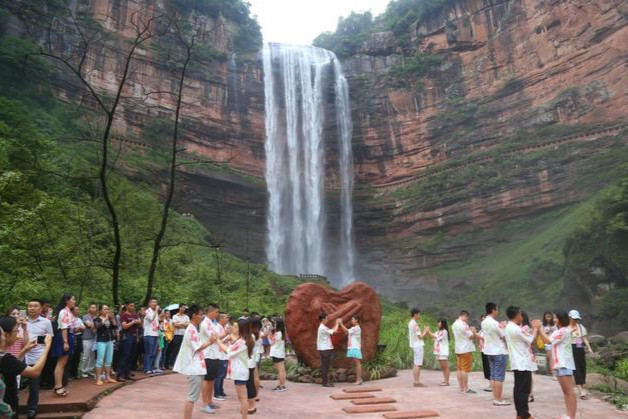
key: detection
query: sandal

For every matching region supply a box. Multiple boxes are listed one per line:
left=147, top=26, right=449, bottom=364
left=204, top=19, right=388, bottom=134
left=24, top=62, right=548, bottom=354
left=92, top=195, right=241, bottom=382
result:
left=248, top=408, right=257, bottom=414
left=53, top=387, right=69, bottom=397
left=580, top=393, right=590, bottom=400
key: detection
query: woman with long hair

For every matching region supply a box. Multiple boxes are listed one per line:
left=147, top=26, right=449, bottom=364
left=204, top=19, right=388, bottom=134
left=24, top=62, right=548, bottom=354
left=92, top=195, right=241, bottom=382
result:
left=268, top=317, right=287, bottom=392
left=428, top=318, right=451, bottom=386
left=340, top=315, right=363, bottom=385
left=216, top=318, right=254, bottom=419
left=4, top=307, right=26, bottom=361
left=93, top=305, right=118, bottom=385
left=521, top=311, right=537, bottom=402
left=247, top=316, right=263, bottom=414
left=51, top=293, right=76, bottom=397
left=541, top=311, right=557, bottom=374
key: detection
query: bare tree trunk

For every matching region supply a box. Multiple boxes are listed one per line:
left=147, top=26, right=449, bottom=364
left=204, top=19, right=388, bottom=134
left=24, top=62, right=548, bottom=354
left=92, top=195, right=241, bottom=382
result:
left=144, top=20, right=199, bottom=306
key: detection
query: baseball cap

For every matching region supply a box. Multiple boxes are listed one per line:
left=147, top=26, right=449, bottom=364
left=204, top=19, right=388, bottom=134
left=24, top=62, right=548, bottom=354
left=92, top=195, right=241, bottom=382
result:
left=568, top=309, right=581, bottom=320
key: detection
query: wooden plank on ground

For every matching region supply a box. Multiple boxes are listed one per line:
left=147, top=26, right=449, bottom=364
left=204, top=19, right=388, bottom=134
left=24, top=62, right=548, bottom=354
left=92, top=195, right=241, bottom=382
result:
left=330, top=393, right=376, bottom=400
left=383, top=410, right=440, bottom=418
left=343, top=386, right=383, bottom=393
left=342, top=405, right=398, bottom=414
left=351, top=397, right=397, bottom=405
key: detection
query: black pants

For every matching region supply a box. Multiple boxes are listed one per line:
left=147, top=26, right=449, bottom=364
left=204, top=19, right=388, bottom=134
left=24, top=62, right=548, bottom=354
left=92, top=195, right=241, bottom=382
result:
left=319, top=350, right=333, bottom=385
left=513, top=370, right=532, bottom=419
left=117, top=334, right=137, bottom=379
left=246, top=368, right=257, bottom=400
left=481, top=352, right=491, bottom=380
left=169, top=335, right=183, bottom=367
left=69, top=334, right=83, bottom=378
left=572, top=345, right=586, bottom=385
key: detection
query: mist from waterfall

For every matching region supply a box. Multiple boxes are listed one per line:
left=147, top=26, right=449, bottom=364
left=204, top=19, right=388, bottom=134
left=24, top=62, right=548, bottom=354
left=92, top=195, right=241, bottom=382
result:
left=263, top=43, right=354, bottom=285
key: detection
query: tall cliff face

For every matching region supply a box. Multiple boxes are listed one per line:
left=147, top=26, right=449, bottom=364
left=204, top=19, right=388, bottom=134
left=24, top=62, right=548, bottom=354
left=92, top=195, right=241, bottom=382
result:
left=340, top=0, right=628, bottom=310
left=10, top=0, right=627, bottom=314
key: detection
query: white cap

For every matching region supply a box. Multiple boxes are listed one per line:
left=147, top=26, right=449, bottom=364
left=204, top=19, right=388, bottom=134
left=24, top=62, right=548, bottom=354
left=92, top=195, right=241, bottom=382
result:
left=568, top=309, right=581, bottom=320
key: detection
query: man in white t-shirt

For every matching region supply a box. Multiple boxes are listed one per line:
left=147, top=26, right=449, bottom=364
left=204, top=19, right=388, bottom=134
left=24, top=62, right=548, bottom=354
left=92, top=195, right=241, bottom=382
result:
left=452, top=310, right=478, bottom=394
left=408, top=308, right=429, bottom=388
left=316, top=313, right=341, bottom=387
left=481, top=302, right=510, bottom=406
left=504, top=306, right=539, bottom=419
left=143, top=298, right=163, bottom=374
left=173, top=304, right=214, bottom=419
left=171, top=304, right=189, bottom=368
left=199, top=304, right=221, bottom=414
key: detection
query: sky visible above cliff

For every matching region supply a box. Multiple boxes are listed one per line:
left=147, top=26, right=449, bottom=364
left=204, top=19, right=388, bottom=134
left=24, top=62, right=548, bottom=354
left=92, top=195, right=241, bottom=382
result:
left=248, top=0, right=388, bottom=45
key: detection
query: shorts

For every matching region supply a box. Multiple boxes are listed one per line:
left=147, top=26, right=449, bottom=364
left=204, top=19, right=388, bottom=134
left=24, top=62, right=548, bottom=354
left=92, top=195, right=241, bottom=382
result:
left=436, top=355, right=449, bottom=361
left=262, top=338, right=270, bottom=346
left=347, top=349, right=362, bottom=360
left=488, top=354, right=507, bottom=382
left=272, top=357, right=285, bottom=364
left=544, top=344, right=552, bottom=351
left=204, top=359, right=221, bottom=381
left=456, top=352, right=472, bottom=373
left=554, top=368, right=573, bottom=377
left=187, top=375, right=203, bottom=402
left=234, top=380, right=247, bottom=386
left=412, top=346, right=424, bottom=366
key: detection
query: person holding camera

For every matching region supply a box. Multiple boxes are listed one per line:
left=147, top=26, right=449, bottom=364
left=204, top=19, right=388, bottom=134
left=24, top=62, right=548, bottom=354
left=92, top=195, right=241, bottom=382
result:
left=24, top=299, right=54, bottom=418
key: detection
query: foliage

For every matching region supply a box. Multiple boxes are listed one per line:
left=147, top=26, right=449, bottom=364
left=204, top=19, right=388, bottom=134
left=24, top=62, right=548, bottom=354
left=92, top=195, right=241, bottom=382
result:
left=386, top=51, right=442, bottom=88
left=169, top=0, right=262, bottom=53
left=313, top=0, right=458, bottom=56
left=313, top=12, right=373, bottom=58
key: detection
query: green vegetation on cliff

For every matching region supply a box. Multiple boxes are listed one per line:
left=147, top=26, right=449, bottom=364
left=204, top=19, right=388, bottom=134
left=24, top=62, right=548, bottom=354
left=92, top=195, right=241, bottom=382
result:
left=313, top=0, right=457, bottom=55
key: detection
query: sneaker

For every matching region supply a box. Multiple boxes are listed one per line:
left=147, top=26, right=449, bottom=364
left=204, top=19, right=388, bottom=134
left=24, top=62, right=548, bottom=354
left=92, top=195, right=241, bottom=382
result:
left=493, top=400, right=511, bottom=406
left=153, top=369, right=164, bottom=374
left=81, top=373, right=89, bottom=378
left=271, top=386, right=282, bottom=391
left=214, top=395, right=226, bottom=401
left=465, top=389, right=477, bottom=394
left=322, top=383, right=334, bottom=388
left=145, top=370, right=154, bottom=375
left=208, top=404, right=220, bottom=409
left=220, top=394, right=230, bottom=398
left=200, top=405, right=215, bottom=414
left=483, top=386, right=493, bottom=392
left=277, top=386, right=287, bottom=392
left=413, top=382, right=427, bottom=388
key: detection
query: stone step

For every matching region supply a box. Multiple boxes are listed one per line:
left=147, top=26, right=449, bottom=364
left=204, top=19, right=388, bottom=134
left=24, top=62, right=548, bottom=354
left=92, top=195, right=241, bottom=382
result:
left=351, top=397, right=397, bottom=405
left=383, top=410, right=440, bottom=418
left=343, top=386, right=383, bottom=393
left=26, top=412, right=84, bottom=419
left=342, top=405, right=398, bottom=414
left=330, top=393, right=376, bottom=400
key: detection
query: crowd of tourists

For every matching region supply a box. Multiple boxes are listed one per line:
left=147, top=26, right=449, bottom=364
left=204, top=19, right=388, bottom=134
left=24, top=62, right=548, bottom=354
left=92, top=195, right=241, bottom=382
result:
left=407, top=304, right=594, bottom=419
left=0, top=294, right=290, bottom=419
left=0, top=292, right=593, bottom=419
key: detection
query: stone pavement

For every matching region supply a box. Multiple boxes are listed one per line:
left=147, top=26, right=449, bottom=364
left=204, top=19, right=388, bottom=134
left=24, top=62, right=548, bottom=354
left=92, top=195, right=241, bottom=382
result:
left=84, top=370, right=628, bottom=419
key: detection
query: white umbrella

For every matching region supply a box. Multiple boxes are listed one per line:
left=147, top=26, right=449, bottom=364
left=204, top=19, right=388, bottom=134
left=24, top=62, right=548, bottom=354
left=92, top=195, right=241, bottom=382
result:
left=164, top=303, right=180, bottom=311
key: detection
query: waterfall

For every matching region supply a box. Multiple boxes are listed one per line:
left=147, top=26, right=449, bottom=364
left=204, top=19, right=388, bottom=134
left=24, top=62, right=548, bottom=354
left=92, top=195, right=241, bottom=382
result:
left=263, top=43, right=355, bottom=285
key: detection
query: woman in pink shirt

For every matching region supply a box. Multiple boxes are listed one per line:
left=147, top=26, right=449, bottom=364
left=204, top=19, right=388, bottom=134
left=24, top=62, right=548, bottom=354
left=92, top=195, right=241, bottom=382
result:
left=4, top=307, right=26, bottom=359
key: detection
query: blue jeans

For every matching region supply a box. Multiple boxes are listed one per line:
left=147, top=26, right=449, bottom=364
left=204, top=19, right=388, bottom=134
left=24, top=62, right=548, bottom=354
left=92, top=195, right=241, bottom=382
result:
left=143, top=336, right=158, bottom=372
left=27, top=366, right=41, bottom=415
left=117, top=334, right=137, bottom=379
left=96, top=341, right=114, bottom=368
left=488, top=354, right=508, bottom=382
left=214, top=360, right=228, bottom=396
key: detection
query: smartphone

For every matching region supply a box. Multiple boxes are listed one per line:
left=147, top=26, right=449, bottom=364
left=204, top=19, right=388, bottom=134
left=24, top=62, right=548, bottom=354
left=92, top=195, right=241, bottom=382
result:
left=19, top=310, right=27, bottom=318
left=37, top=335, right=46, bottom=344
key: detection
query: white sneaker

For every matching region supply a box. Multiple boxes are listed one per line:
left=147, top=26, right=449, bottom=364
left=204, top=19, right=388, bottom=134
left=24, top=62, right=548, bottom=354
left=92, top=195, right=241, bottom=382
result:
left=201, top=406, right=215, bottom=414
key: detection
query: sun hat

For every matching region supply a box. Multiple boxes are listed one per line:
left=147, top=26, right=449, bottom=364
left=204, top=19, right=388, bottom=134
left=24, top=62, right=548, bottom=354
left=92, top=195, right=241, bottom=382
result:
left=568, top=309, right=581, bottom=320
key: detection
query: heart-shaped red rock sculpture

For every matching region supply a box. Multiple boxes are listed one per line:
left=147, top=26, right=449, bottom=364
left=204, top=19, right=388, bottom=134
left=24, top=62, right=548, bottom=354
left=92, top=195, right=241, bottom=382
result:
left=285, top=282, right=381, bottom=368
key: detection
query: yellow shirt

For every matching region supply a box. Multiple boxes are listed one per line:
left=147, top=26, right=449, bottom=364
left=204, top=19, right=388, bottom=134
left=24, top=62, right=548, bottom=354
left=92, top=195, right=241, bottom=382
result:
left=163, top=319, right=175, bottom=342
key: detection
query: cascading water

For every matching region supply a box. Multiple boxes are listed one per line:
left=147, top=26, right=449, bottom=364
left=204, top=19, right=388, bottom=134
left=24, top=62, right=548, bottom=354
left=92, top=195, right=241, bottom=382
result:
left=263, top=43, right=355, bottom=285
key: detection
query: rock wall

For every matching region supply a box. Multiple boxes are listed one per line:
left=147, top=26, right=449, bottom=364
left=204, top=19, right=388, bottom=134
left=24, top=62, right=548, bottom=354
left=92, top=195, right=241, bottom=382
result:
left=9, top=0, right=628, bottom=309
